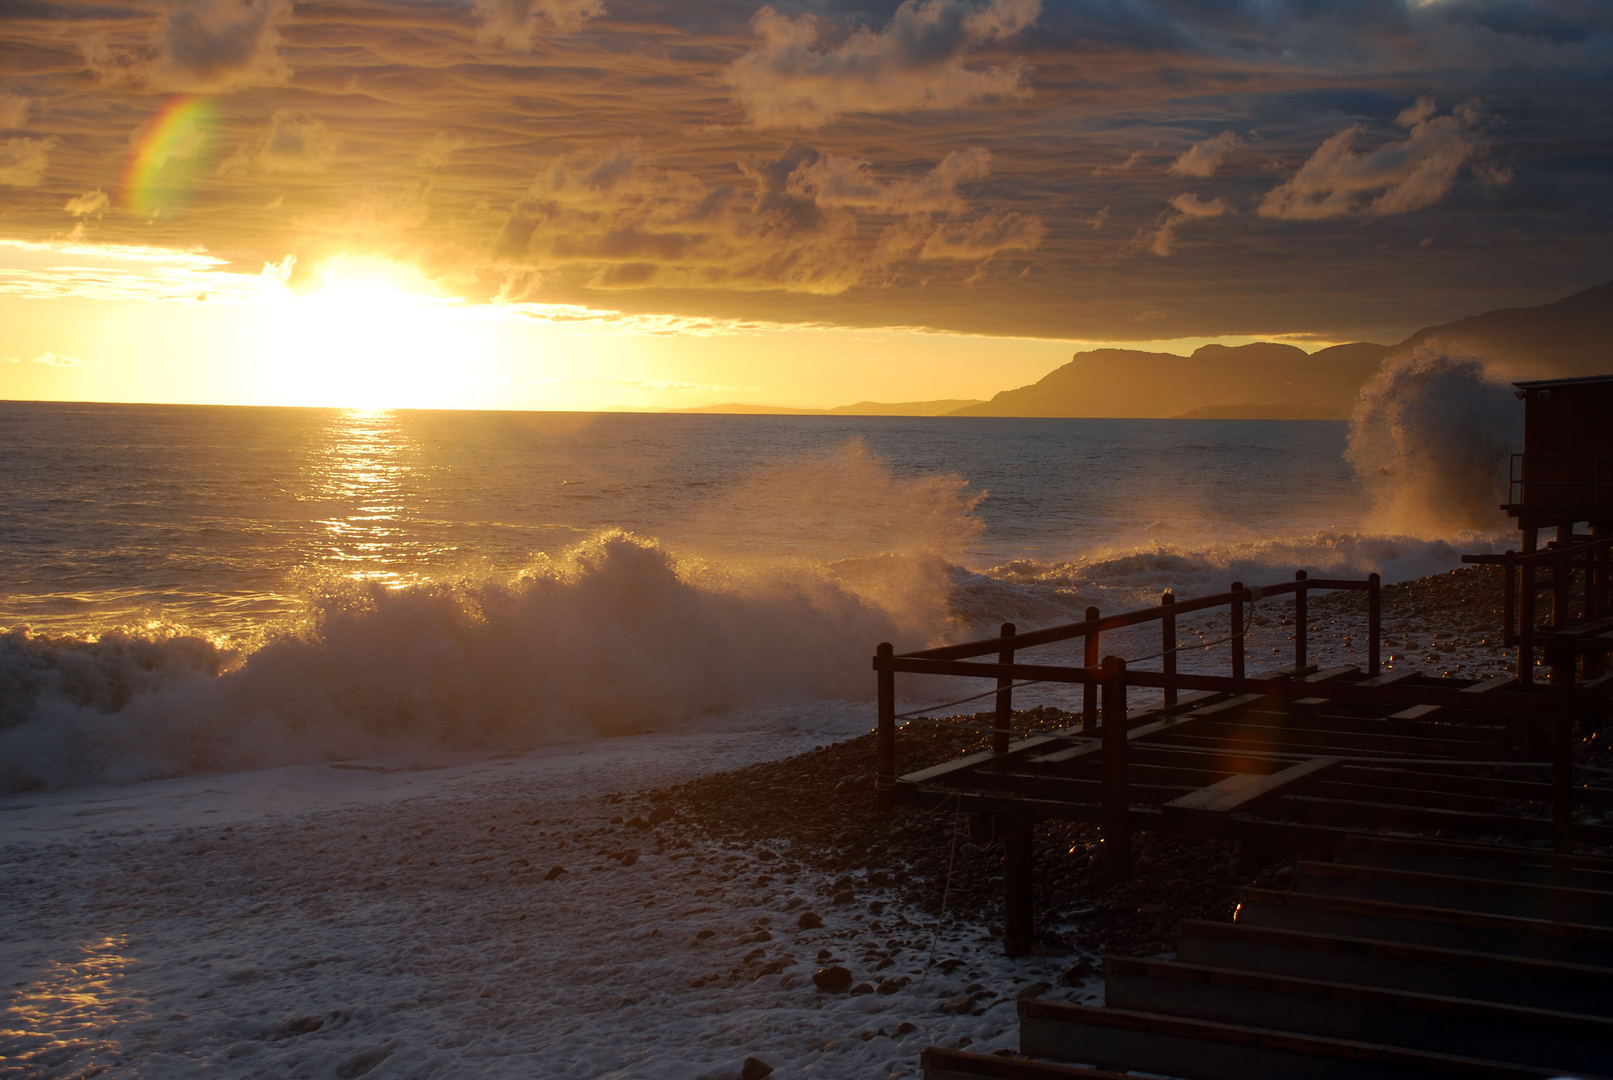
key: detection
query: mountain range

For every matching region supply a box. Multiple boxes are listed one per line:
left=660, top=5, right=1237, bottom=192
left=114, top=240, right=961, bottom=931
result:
left=683, top=279, right=1613, bottom=419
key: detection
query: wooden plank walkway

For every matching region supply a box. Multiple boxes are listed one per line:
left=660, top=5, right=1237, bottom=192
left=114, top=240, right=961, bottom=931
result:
left=871, top=565, right=1613, bottom=1078
left=923, top=837, right=1613, bottom=1080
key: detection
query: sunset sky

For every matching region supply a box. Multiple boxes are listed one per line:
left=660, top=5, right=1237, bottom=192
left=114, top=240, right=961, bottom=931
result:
left=1, top=0, right=1609, bottom=409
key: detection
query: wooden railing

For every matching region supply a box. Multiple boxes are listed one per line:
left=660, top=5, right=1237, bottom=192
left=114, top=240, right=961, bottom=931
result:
left=1463, top=532, right=1613, bottom=684
left=873, top=570, right=1592, bottom=853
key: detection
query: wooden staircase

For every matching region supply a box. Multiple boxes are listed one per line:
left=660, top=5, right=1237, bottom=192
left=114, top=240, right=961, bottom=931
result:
left=922, top=837, right=1613, bottom=1080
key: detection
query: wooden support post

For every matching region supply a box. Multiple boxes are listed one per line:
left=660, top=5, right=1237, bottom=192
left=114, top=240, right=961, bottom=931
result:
left=1102, top=655, right=1130, bottom=877
left=1553, top=522, right=1573, bottom=628
left=1161, top=591, right=1177, bottom=708
left=1585, top=531, right=1599, bottom=620
left=1521, top=523, right=1538, bottom=685
left=1082, top=606, right=1100, bottom=734
left=876, top=642, right=895, bottom=814
left=1367, top=572, right=1381, bottom=675
left=994, top=623, right=1016, bottom=755
left=1229, top=583, right=1245, bottom=681
left=1294, top=570, right=1309, bottom=672
left=1590, top=529, right=1608, bottom=681
left=1549, top=523, right=1574, bottom=685
left=1552, top=693, right=1574, bottom=854
left=1002, top=815, right=1034, bottom=958
left=1502, top=550, right=1517, bottom=649
left=1595, top=525, right=1610, bottom=616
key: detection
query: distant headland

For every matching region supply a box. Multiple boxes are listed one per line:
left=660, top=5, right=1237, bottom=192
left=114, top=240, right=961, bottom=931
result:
left=680, top=279, right=1613, bottom=419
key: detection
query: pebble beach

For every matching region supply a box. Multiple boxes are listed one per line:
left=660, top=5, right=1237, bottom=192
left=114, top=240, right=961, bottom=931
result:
left=11, top=563, right=1609, bottom=1079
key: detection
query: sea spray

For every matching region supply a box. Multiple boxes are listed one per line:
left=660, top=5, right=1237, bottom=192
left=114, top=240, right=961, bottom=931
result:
left=0, top=409, right=1510, bottom=793
left=0, top=532, right=923, bottom=792
left=1347, top=349, right=1522, bottom=535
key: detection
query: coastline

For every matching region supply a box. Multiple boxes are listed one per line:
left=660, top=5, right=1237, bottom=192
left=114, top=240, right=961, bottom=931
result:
left=0, top=563, right=1585, bottom=1079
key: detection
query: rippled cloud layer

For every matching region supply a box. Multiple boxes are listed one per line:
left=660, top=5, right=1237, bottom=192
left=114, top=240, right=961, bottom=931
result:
left=0, top=0, right=1609, bottom=339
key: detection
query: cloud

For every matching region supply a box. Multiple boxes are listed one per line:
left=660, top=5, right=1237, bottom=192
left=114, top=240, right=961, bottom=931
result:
left=728, top=0, right=1041, bottom=128
left=1170, top=131, right=1240, bottom=177
left=32, top=352, right=83, bottom=367
left=0, top=238, right=263, bottom=304
left=0, top=95, right=28, bottom=130
left=1259, top=99, right=1489, bottom=220
left=416, top=133, right=469, bottom=169
left=60, top=189, right=112, bottom=242
left=84, top=0, right=291, bottom=91
left=1091, top=150, right=1145, bottom=177
left=476, top=0, right=604, bottom=47
left=65, top=190, right=111, bottom=217
left=1142, top=192, right=1229, bottom=255
left=492, top=142, right=1041, bottom=295
left=0, top=136, right=57, bottom=187
left=1168, top=193, right=1228, bottom=218
left=219, top=111, right=338, bottom=175
left=919, top=210, right=1044, bottom=259
left=785, top=147, right=992, bottom=213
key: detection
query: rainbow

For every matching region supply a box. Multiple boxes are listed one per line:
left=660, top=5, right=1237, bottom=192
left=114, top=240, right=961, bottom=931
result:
left=121, top=96, right=217, bottom=216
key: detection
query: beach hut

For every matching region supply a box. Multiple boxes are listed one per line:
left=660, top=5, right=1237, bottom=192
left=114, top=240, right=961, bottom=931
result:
left=1499, top=373, right=1613, bottom=681
left=1507, top=373, right=1613, bottom=530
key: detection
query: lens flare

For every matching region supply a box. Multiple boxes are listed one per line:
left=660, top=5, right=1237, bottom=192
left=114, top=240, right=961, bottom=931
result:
left=120, top=96, right=217, bottom=217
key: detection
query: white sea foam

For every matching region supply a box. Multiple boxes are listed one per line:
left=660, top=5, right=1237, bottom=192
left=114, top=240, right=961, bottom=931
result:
left=0, top=533, right=918, bottom=793
left=0, top=523, right=1506, bottom=794
left=0, top=402, right=1524, bottom=794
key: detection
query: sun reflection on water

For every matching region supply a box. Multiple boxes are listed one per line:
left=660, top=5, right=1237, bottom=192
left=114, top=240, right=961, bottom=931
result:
left=1, top=935, right=140, bottom=1075
left=305, top=409, right=426, bottom=587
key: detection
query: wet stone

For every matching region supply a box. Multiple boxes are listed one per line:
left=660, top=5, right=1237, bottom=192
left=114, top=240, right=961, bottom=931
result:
left=1058, top=959, right=1093, bottom=986
left=812, top=966, right=853, bottom=993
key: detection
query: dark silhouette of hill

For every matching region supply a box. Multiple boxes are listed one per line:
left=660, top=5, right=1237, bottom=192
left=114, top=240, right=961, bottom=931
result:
left=948, top=280, right=1613, bottom=418
left=1383, top=279, right=1613, bottom=378
left=949, top=341, right=1387, bottom=419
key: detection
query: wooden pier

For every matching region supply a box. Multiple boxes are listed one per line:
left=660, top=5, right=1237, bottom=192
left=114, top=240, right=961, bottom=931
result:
left=881, top=379, right=1613, bottom=1078
left=872, top=566, right=1612, bottom=1079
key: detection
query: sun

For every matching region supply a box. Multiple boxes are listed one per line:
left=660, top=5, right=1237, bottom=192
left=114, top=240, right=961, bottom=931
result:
left=251, top=255, right=492, bottom=410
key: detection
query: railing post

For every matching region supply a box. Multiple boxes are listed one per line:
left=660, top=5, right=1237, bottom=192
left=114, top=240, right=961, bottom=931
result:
left=1596, top=526, right=1610, bottom=615
left=1521, top=523, right=1538, bottom=685
left=1553, top=523, right=1572, bottom=630
left=1230, top=583, right=1245, bottom=681
left=1502, top=551, right=1517, bottom=648
left=1102, top=655, right=1130, bottom=877
left=876, top=642, right=895, bottom=813
left=1294, top=570, right=1309, bottom=671
left=1367, top=573, right=1381, bottom=675
left=1552, top=690, right=1573, bottom=854
left=1082, top=606, right=1100, bottom=734
left=994, top=622, right=1016, bottom=755
left=1002, top=816, right=1034, bottom=957
left=1161, top=591, right=1177, bottom=708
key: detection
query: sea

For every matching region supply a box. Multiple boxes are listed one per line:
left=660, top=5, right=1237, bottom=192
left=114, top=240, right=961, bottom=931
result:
left=0, top=400, right=1501, bottom=794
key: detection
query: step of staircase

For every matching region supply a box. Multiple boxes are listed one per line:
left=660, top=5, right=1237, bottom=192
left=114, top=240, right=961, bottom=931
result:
left=1295, top=860, right=1613, bottom=925
left=1175, top=918, right=1613, bottom=1016
left=1341, top=835, right=1613, bottom=890
left=1102, top=953, right=1613, bottom=1075
left=1235, top=885, right=1613, bottom=966
left=1016, top=1000, right=1566, bottom=1080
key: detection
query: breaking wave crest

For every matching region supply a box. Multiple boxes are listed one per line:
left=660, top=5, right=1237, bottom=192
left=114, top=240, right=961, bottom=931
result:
left=0, top=533, right=914, bottom=794
left=953, top=529, right=1502, bottom=630
left=0, top=524, right=1500, bottom=794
